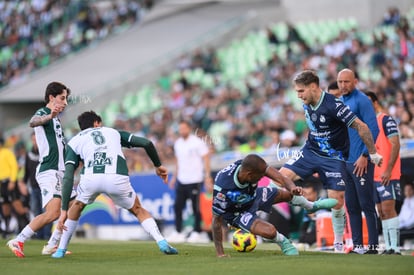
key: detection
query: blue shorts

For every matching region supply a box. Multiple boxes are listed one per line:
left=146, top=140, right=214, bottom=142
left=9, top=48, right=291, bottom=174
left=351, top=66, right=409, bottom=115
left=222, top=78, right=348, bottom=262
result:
left=283, top=146, right=346, bottom=191
left=227, top=187, right=279, bottom=232
left=374, top=180, right=401, bottom=203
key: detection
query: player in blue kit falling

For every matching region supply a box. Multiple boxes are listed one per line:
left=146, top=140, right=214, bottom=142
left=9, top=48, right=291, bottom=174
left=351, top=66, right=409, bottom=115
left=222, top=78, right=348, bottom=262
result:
left=212, top=154, right=338, bottom=257
left=279, top=70, right=382, bottom=253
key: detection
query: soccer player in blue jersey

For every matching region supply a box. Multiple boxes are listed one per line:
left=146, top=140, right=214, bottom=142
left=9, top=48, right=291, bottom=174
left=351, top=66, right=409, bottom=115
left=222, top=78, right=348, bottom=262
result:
left=337, top=69, right=382, bottom=254
left=366, top=91, right=402, bottom=255
left=212, top=154, right=338, bottom=257
left=279, top=70, right=382, bottom=253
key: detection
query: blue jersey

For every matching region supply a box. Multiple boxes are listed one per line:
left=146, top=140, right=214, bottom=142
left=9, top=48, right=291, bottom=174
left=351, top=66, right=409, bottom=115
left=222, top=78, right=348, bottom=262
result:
left=212, top=160, right=258, bottom=220
left=304, top=91, right=357, bottom=161
left=380, top=115, right=399, bottom=137
left=342, top=89, right=379, bottom=163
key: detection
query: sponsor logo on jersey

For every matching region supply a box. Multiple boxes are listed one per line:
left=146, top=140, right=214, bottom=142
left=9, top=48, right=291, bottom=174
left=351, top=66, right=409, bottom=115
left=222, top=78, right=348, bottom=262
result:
left=325, top=172, right=342, bottom=178
left=377, top=186, right=385, bottom=192
left=310, top=131, right=330, bottom=137
left=262, top=188, right=268, bottom=202
left=386, top=121, right=396, bottom=127
left=88, top=152, right=113, bottom=167
left=337, top=105, right=350, bottom=117
left=213, top=198, right=228, bottom=209
left=240, top=212, right=253, bottom=226
left=311, top=113, right=317, bottom=122
left=216, top=192, right=226, bottom=201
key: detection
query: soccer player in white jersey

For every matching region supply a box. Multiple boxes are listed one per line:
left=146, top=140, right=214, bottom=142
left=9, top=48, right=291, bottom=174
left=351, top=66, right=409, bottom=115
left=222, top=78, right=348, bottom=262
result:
left=7, top=82, right=76, bottom=258
left=51, top=111, right=177, bottom=258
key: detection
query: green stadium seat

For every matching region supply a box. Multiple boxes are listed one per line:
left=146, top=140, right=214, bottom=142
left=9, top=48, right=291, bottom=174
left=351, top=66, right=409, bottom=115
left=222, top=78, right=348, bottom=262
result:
left=101, top=100, right=120, bottom=125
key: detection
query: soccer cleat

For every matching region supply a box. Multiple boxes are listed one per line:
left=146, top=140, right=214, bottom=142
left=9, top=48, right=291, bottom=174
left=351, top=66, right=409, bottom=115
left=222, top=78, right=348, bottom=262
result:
left=381, top=249, right=401, bottom=255
left=186, top=231, right=210, bottom=243
left=334, top=242, right=344, bottom=253
left=364, top=249, right=378, bottom=254
left=51, top=248, right=67, bottom=258
left=166, top=231, right=187, bottom=243
left=347, top=247, right=365, bottom=254
left=279, top=238, right=299, bottom=256
left=157, top=240, right=178, bottom=255
left=7, top=239, right=25, bottom=258
left=308, top=198, right=338, bottom=213
left=42, top=245, right=57, bottom=255
left=42, top=245, right=72, bottom=255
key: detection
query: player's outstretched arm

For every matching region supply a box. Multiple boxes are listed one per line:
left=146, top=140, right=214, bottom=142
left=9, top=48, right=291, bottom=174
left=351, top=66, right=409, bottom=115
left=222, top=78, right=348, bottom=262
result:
left=119, top=132, right=163, bottom=168
left=265, top=166, right=303, bottom=196
left=212, top=215, right=228, bottom=257
left=350, top=118, right=383, bottom=166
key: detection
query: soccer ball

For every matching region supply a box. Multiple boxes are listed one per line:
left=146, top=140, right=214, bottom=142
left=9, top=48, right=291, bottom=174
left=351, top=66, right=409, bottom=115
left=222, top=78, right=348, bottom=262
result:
left=231, top=229, right=257, bottom=252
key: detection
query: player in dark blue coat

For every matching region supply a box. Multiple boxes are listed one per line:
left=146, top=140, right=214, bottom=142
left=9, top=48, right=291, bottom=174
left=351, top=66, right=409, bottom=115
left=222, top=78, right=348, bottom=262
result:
left=212, top=154, right=338, bottom=257
left=338, top=69, right=382, bottom=254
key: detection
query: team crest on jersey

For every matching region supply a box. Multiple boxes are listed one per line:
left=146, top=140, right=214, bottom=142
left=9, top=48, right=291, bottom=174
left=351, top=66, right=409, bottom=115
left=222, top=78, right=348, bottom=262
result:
left=311, top=113, right=317, bottom=122
left=320, top=115, right=326, bottom=123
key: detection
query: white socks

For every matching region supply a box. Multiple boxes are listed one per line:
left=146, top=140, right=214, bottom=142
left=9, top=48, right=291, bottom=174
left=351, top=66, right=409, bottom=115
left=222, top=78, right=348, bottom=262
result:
left=291, top=195, right=313, bottom=210
left=141, top=218, right=164, bottom=243
left=382, top=217, right=400, bottom=252
left=57, top=219, right=78, bottom=250
left=16, top=225, right=35, bottom=243
left=46, top=228, right=63, bottom=248
left=331, top=207, right=345, bottom=244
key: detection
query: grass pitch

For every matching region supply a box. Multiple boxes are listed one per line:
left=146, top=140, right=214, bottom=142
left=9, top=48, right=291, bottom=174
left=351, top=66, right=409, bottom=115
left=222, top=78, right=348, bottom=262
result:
left=2, top=239, right=413, bottom=275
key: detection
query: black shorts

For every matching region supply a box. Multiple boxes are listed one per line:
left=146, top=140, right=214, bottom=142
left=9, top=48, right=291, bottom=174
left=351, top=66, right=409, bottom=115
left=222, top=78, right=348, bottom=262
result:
left=0, top=179, right=20, bottom=204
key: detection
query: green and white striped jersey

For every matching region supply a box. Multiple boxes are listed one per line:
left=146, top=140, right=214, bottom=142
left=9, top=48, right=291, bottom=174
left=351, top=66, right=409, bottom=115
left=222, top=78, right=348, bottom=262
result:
left=33, top=107, right=66, bottom=172
left=65, top=127, right=130, bottom=175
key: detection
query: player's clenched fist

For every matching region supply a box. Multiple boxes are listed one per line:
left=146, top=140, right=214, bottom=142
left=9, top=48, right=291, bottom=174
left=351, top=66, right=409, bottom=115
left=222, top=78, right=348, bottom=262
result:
left=156, top=166, right=168, bottom=183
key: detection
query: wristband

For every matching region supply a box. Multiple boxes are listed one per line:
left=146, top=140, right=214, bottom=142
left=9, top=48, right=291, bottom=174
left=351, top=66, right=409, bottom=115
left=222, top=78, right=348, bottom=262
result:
left=369, top=153, right=383, bottom=165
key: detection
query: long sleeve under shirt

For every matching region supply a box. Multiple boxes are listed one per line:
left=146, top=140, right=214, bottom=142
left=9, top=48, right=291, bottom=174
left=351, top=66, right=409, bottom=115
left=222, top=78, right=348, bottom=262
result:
left=342, top=89, right=379, bottom=163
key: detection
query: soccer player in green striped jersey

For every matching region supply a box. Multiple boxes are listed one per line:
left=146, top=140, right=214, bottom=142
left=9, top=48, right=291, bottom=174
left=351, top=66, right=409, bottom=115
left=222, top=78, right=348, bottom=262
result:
left=7, top=82, right=76, bottom=258
left=51, top=110, right=177, bottom=258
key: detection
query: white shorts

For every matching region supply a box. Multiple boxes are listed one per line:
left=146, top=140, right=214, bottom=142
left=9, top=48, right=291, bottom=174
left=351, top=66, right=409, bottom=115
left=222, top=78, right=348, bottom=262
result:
left=36, top=170, right=77, bottom=208
left=76, top=174, right=136, bottom=210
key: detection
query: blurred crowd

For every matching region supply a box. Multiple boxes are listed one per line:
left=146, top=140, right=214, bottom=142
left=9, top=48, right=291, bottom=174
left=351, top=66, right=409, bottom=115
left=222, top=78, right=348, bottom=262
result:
left=105, top=6, right=414, bottom=172
left=0, top=0, right=152, bottom=88
left=1, top=6, right=414, bottom=175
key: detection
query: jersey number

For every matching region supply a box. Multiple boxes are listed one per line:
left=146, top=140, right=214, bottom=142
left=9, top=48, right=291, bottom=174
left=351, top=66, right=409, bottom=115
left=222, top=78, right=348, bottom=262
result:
left=91, top=131, right=106, bottom=145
